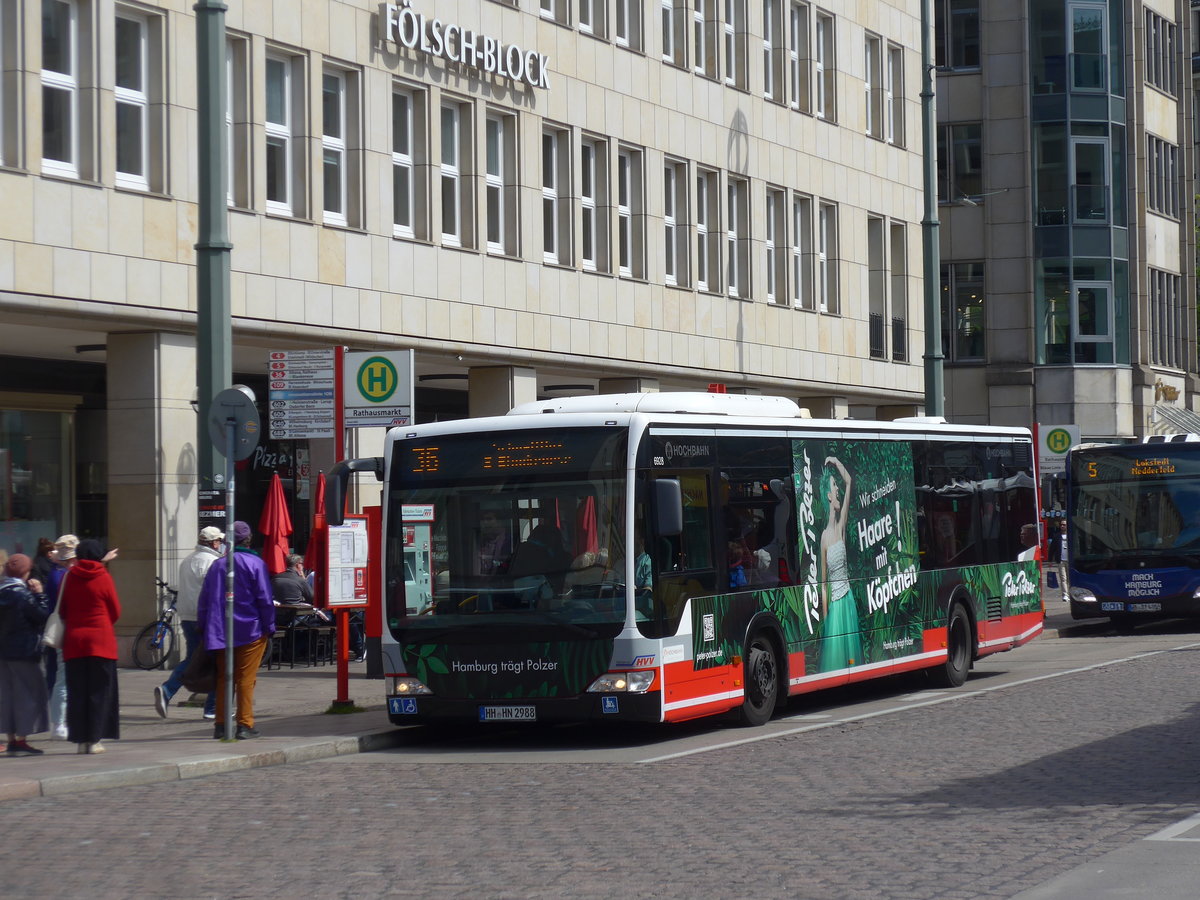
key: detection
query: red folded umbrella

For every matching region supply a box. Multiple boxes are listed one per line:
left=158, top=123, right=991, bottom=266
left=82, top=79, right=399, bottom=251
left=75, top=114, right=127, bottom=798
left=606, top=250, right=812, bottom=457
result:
left=305, top=472, right=328, bottom=605
left=259, top=472, right=293, bottom=576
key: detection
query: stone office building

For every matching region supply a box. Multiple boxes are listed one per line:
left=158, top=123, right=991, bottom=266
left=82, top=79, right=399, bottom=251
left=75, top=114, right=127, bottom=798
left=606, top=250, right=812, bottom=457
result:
left=935, top=0, right=1198, bottom=440
left=0, top=0, right=925, bottom=635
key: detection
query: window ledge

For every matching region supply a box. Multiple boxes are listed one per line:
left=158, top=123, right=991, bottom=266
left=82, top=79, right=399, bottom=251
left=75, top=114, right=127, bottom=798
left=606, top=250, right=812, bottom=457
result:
left=114, top=185, right=172, bottom=201
left=321, top=221, right=369, bottom=236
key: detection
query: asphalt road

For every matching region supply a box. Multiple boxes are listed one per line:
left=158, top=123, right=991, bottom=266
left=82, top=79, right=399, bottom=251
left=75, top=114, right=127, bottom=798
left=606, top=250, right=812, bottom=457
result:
left=5, top=621, right=1200, bottom=899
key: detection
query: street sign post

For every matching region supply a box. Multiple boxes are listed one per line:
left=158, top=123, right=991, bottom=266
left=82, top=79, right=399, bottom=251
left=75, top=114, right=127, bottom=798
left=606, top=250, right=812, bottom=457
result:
left=1037, top=424, right=1081, bottom=479
left=268, top=349, right=336, bottom=439
left=343, top=350, right=414, bottom=428
left=208, top=385, right=261, bottom=741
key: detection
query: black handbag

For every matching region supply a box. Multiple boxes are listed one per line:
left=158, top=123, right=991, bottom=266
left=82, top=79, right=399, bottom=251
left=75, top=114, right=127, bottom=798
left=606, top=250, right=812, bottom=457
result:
left=181, top=648, right=217, bottom=694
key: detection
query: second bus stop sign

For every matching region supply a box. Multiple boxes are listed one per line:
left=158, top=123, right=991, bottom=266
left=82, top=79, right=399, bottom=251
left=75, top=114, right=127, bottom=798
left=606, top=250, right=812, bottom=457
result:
left=208, top=385, right=262, bottom=462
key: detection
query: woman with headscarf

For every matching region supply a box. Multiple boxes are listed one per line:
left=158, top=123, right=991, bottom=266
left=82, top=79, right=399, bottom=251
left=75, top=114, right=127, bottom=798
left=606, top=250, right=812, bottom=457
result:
left=0, top=554, right=50, bottom=756
left=58, top=539, right=121, bottom=754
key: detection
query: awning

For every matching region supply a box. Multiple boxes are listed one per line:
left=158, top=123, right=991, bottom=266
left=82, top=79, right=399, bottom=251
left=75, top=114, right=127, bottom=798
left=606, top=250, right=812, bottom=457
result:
left=1152, top=405, right=1200, bottom=434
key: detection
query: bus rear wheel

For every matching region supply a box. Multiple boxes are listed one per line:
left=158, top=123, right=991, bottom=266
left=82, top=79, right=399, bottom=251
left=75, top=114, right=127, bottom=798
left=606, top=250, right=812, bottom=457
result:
left=934, top=601, right=972, bottom=688
left=739, top=633, right=779, bottom=727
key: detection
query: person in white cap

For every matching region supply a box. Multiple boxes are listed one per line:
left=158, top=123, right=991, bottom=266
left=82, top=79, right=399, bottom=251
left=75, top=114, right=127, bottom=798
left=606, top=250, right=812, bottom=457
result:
left=44, top=534, right=80, bottom=740
left=154, top=526, right=225, bottom=719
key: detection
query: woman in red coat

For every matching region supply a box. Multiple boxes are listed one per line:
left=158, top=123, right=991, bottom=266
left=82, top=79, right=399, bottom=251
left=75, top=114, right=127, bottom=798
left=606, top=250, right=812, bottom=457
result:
left=59, top=539, right=121, bottom=754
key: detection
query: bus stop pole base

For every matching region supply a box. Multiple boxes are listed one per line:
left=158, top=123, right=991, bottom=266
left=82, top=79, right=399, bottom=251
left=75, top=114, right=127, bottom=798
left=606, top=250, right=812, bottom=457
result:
left=335, top=608, right=350, bottom=705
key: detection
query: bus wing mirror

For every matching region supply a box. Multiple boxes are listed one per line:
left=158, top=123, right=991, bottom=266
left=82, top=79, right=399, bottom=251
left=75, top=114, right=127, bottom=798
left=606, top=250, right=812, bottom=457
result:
left=655, top=478, right=683, bottom=537
left=325, top=457, right=384, bottom=526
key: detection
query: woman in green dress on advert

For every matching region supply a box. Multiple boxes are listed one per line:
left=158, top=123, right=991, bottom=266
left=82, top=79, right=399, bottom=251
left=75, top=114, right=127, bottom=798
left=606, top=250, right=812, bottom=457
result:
left=819, top=455, right=863, bottom=672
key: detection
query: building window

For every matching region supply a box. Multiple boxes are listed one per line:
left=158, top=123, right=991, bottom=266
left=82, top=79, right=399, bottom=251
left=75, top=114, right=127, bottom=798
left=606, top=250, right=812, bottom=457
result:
left=814, top=11, right=835, bottom=121
left=1149, top=268, right=1183, bottom=369
left=765, top=187, right=786, bottom=304
left=936, top=122, right=982, bottom=202
left=1144, top=11, right=1177, bottom=97
left=763, top=0, right=783, bottom=101
left=864, top=33, right=881, bottom=138
left=867, top=215, right=885, bottom=357
left=886, top=43, right=903, bottom=146
left=791, top=193, right=813, bottom=309
left=440, top=100, right=473, bottom=248
left=1146, top=135, right=1178, bottom=219
left=788, top=2, right=809, bottom=113
left=579, top=0, right=606, bottom=38
left=615, top=0, right=642, bottom=49
left=42, top=0, right=81, bottom=178
left=1069, top=1, right=1107, bottom=91
left=114, top=12, right=146, bottom=190
left=265, top=52, right=304, bottom=217
left=663, top=0, right=684, bottom=65
left=486, top=112, right=518, bottom=256
left=934, top=0, right=979, bottom=70
left=694, top=0, right=716, bottom=77
left=392, top=86, right=427, bottom=240
left=889, top=221, right=908, bottom=362
left=1070, top=135, right=1108, bottom=223
left=580, top=136, right=609, bottom=271
left=617, top=146, right=643, bottom=278
left=541, top=0, right=569, bottom=26
left=726, top=177, right=749, bottom=298
left=226, top=36, right=250, bottom=208
left=542, top=127, right=570, bottom=264
left=321, top=70, right=349, bottom=226
left=0, top=1, right=14, bottom=167
left=723, top=0, right=747, bottom=89
left=940, top=261, right=985, bottom=362
left=696, top=167, right=720, bottom=291
left=817, top=200, right=838, bottom=312
left=664, top=158, right=689, bottom=287
left=1071, top=276, right=1114, bottom=364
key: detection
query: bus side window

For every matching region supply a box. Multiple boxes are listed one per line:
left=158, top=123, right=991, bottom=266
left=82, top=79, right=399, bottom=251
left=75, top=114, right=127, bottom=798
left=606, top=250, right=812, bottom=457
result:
left=646, top=471, right=716, bottom=634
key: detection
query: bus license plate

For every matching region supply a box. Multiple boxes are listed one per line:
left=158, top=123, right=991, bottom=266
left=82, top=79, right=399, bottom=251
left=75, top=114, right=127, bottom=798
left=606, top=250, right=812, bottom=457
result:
left=1129, top=603, right=1162, bottom=612
left=479, top=705, right=536, bottom=722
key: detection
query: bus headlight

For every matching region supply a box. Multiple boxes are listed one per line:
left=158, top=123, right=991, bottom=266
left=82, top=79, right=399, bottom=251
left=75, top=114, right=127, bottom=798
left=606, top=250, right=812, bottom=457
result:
left=390, top=676, right=432, bottom=695
left=1069, top=586, right=1096, bottom=604
left=587, top=671, right=655, bottom=693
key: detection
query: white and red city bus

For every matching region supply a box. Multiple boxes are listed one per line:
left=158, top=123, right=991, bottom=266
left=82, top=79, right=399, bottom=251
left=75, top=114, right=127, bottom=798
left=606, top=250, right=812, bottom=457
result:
left=328, top=393, right=1043, bottom=727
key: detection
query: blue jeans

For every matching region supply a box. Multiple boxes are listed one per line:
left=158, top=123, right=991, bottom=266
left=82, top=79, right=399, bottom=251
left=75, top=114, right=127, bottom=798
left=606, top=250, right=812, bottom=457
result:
left=162, top=619, right=215, bottom=714
left=49, top=647, right=67, bottom=730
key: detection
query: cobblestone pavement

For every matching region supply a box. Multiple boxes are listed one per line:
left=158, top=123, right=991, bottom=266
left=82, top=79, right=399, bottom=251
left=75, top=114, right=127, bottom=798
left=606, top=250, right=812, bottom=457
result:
left=3, top=630, right=1199, bottom=899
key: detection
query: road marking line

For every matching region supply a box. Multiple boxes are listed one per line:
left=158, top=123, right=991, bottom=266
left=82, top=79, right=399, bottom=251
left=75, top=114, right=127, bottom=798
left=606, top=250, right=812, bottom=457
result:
left=638, top=640, right=1200, bottom=763
left=1145, top=811, right=1200, bottom=842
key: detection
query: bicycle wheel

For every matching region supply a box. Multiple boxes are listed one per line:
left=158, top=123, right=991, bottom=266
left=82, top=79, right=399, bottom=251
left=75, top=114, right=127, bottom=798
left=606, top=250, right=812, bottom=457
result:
left=132, top=620, right=175, bottom=670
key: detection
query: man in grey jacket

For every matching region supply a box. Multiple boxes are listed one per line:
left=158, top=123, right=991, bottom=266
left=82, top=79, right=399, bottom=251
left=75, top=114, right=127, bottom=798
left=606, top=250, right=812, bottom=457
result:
left=153, top=526, right=224, bottom=719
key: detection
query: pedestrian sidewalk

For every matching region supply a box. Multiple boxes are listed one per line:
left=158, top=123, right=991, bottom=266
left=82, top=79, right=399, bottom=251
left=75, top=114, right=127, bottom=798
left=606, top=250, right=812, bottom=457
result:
left=0, top=661, right=403, bottom=803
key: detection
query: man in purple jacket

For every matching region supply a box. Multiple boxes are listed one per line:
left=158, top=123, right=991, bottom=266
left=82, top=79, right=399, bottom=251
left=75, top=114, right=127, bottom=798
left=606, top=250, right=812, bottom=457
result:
left=197, top=520, right=275, bottom=740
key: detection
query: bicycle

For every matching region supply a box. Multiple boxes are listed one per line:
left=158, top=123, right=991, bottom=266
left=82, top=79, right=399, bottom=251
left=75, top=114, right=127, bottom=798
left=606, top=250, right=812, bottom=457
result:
left=132, top=577, right=179, bottom=670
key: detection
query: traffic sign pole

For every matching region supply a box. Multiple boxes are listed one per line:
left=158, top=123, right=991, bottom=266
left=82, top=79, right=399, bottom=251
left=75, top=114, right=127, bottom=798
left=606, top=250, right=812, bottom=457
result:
left=208, top=385, right=261, bottom=741
left=223, top=415, right=236, bottom=742
left=333, top=346, right=352, bottom=710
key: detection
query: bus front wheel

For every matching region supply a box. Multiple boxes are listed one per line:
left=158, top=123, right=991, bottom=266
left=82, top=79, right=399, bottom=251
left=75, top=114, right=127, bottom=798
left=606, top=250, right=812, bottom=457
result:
left=739, top=633, right=779, bottom=727
left=934, top=602, right=972, bottom=688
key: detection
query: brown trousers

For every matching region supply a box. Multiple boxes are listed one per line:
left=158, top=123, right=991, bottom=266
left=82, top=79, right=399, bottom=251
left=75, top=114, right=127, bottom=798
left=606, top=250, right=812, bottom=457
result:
left=214, top=636, right=268, bottom=728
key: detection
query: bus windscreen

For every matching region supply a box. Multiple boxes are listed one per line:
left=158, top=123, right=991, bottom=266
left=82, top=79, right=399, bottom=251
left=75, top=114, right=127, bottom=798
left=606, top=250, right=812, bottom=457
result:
left=1070, top=448, right=1200, bottom=570
left=385, top=428, right=629, bottom=638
